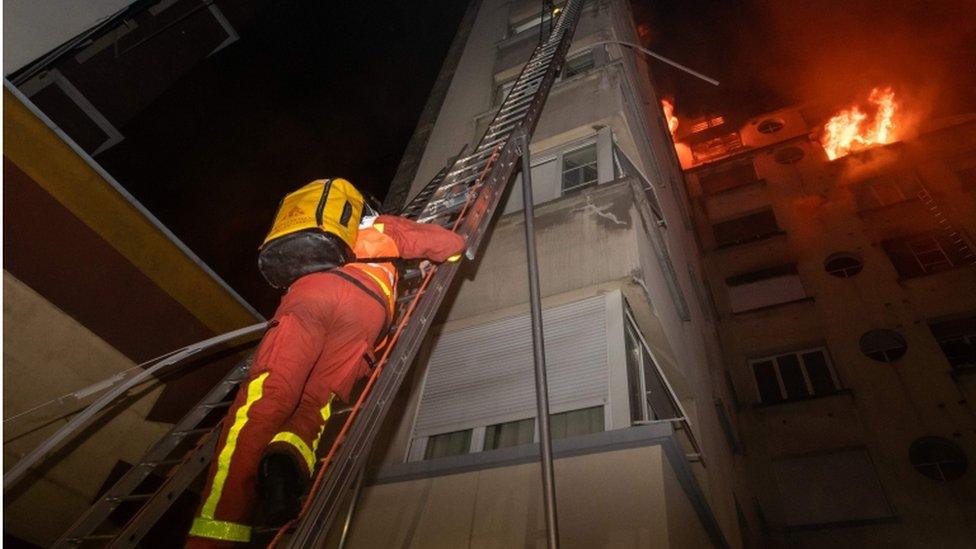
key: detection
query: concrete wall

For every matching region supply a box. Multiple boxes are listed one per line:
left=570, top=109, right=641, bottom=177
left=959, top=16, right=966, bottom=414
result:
left=684, top=110, right=976, bottom=546
left=3, top=271, right=171, bottom=546
left=346, top=444, right=711, bottom=548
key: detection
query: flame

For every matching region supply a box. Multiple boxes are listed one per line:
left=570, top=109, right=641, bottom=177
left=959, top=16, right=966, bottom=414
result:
left=821, top=87, right=899, bottom=160
left=661, top=99, right=679, bottom=137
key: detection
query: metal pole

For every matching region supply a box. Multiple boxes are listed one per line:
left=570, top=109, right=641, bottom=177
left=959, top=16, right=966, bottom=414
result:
left=337, top=467, right=366, bottom=549
left=516, top=132, right=560, bottom=549
left=587, top=40, right=720, bottom=86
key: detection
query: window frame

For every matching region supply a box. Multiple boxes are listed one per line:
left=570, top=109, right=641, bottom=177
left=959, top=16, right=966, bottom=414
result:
left=749, top=346, right=841, bottom=404
left=559, top=141, right=599, bottom=193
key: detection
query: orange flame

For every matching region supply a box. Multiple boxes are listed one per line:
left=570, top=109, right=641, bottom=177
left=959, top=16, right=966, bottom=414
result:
left=821, top=87, right=899, bottom=160
left=661, top=99, right=679, bottom=137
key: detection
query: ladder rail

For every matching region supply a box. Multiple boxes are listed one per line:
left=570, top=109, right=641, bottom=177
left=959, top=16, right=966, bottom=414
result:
left=284, top=1, right=585, bottom=545
left=52, top=356, right=254, bottom=547
left=6, top=323, right=266, bottom=491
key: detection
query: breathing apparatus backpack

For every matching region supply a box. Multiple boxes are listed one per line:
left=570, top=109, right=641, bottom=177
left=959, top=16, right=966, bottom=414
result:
left=258, top=178, right=365, bottom=290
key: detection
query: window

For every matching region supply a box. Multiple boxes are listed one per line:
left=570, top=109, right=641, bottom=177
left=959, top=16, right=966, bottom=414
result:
left=625, top=313, right=682, bottom=422
left=483, top=407, right=603, bottom=453
left=929, top=316, right=976, bottom=371
left=773, top=146, right=804, bottom=165
left=561, top=143, right=598, bottom=192
left=712, top=208, right=781, bottom=248
left=691, top=131, right=744, bottom=163
left=698, top=161, right=759, bottom=195
left=824, top=252, right=864, bottom=277
left=424, top=429, right=472, bottom=459
left=882, top=232, right=975, bottom=278
left=726, top=264, right=806, bottom=313
left=550, top=406, right=604, bottom=439
left=494, top=79, right=516, bottom=104
left=561, top=52, right=594, bottom=79
left=909, top=437, right=968, bottom=481
left=757, top=118, right=784, bottom=134
left=750, top=347, right=839, bottom=404
left=859, top=329, right=908, bottom=362
left=773, top=449, right=893, bottom=527
left=410, top=294, right=612, bottom=460
left=689, top=115, right=725, bottom=134
left=485, top=417, right=535, bottom=450
left=854, top=174, right=920, bottom=210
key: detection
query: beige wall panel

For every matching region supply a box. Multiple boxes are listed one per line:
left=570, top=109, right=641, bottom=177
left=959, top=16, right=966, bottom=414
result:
left=4, top=271, right=170, bottom=545
left=348, top=446, right=698, bottom=548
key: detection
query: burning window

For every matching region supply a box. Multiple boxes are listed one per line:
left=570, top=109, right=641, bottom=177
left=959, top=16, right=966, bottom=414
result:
left=689, top=115, right=725, bottom=134
left=691, top=131, right=744, bottom=164
left=882, top=232, right=975, bottom=278
left=820, top=87, right=900, bottom=160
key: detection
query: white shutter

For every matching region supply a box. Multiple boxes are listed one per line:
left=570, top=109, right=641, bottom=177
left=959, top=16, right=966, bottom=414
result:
left=727, top=274, right=805, bottom=313
left=413, top=294, right=610, bottom=437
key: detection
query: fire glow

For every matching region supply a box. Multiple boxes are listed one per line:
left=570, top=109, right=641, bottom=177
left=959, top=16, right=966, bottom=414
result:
left=661, top=99, right=679, bottom=137
left=820, top=87, right=900, bottom=160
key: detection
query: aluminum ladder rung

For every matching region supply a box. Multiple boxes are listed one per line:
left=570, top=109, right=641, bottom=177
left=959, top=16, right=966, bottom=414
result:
left=172, top=427, right=212, bottom=437
left=106, top=494, right=153, bottom=503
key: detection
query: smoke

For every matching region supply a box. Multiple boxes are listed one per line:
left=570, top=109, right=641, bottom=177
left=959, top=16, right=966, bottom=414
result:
left=753, top=0, right=976, bottom=118
left=639, top=0, right=976, bottom=121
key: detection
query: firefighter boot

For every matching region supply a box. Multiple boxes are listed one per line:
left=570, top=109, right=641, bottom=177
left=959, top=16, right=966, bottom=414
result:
left=256, top=452, right=306, bottom=527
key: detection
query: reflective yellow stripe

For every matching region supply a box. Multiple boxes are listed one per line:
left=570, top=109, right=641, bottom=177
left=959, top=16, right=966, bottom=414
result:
left=373, top=223, right=385, bottom=233
left=189, top=517, right=252, bottom=543
left=199, top=371, right=269, bottom=521
left=269, top=397, right=333, bottom=473
left=270, top=431, right=316, bottom=473
left=312, top=397, right=333, bottom=454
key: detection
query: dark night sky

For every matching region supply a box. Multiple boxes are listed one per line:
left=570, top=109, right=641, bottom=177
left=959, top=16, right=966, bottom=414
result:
left=97, top=0, right=976, bottom=315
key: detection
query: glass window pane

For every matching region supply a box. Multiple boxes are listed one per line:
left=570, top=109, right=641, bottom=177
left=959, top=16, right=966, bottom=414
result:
left=776, top=354, right=808, bottom=400
left=802, top=351, right=836, bottom=395
left=424, top=429, right=471, bottom=460
left=550, top=406, right=604, bottom=440
left=484, top=417, right=535, bottom=450
left=561, top=144, right=598, bottom=192
left=625, top=324, right=645, bottom=422
left=643, top=346, right=678, bottom=419
left=753, top=360, right=782, bottom=403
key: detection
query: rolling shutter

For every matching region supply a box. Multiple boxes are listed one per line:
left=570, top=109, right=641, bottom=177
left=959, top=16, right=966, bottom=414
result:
left=413, top=294, right=611, bottom=437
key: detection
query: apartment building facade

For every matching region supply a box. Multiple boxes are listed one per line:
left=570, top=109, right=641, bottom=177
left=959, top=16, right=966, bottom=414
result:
left=342, top=1, right=751, bottom=547
left=680, top=106, right=976, bottom=547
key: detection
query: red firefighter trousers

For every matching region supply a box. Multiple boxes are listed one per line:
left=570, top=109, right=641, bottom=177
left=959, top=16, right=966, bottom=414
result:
left=186, top=270, right=387, bottom=547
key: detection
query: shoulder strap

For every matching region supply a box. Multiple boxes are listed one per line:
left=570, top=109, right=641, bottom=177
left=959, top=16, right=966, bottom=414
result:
left=324, top=270, right=393, bottom=349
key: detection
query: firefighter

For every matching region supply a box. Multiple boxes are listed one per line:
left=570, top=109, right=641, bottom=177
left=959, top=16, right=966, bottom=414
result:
left=186, top=189, right=465, bottom=548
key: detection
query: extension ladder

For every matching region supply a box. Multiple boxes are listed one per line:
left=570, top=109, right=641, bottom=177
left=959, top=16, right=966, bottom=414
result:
left=53, top=1, right=585, bottom=545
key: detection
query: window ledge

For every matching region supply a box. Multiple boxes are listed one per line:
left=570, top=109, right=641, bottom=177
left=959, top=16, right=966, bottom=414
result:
left=714, top=230, right=787, bottom=251
left=730, top=296, right=815, bottom=317
left=856, top=199, right=919, bottom=218
left=752, top=388, right=853, bottom=409
left=783, top=515, right=901, bottom=533
left=702, top=178, right=766, bottom=199
left=896, top=264, right=975, bottom=283
left=375, top=423, right=675, bottom=485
